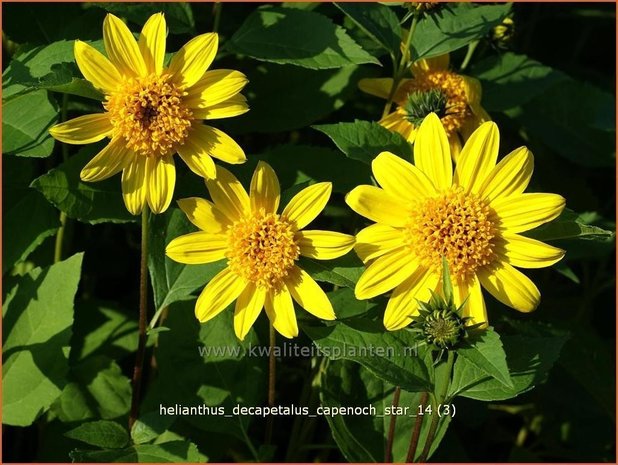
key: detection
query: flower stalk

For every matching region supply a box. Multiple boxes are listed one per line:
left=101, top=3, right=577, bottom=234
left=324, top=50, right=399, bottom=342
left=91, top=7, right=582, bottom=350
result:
left=385, top=386, right=402, bottom=462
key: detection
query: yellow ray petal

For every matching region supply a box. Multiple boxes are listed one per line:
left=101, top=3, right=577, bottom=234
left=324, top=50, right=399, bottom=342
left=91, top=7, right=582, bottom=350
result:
left=177, top=197, right=230, bottom=233
left=264, top=287, right=298, bottom=339
left=501, top=233, right=565, bottom=269
left=146, top=155, right=175, bottom=214
left=250, top=161, right=280, bottom=214
left=165, top=231, right=227, bottom=264
left=282, top=182, right=331, bottom=230
left=195, top=267, right=246, bottom=322
left=186, top=69, right=249, bottom=108
left=286, top=266, right=335, bottom=320
left=234, top=284, right=266, bottom=340
left=80, top=137, right=133, bottom=182
left=413, top=113, right=453, bottom=190
left=479, top=147, right=534, bottom=203
left=139, top=12, right=166, bottom=75
left=103, top=13, right=146, bottom=77
left=372, top=151, right=436, bottom=202
left=478, top=261, right=540, bottom=313
left=453, top=121, right=499, bottom=194
left=383, top=266, right=438, bottom=331
left=74, top=40, right=122, bottom=93
left=168, top=33, right=218, bottom=89
left=492, top=193, right=566, bottom=234
left=449, top=133, right=463, bottom=162
left=297, top=230, right=355, bottom=260
left=177, top=136, right=216, bottom=179
left=358, top=77, right=394, bottom=99
left=121, top=156, right=148, bottom=215
left=205, top=165, right=250, bottom=222
left=50, top=113, right=113, bottom=145
left=355, top=223, right=405, bottom=262
left=345, top=185, right=408, bottom=228
left=411, top=53, right=450, bottom=74
left=355, top=249, right=418, bottom=300
left=192, top=94, right=249, bottom=120
left=452, top=275, right=487, bottom=327
left=461, top=75, right=482, bottom=105
left=185, top=125, right=246, bottom=165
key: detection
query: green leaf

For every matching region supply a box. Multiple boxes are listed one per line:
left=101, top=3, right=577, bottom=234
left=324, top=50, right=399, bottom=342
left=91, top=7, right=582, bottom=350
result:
left=457, top=328, right=513, bottom=388
left=334, top=3, right=402, bottom=53
left=411, top=3, right=512, bottom=60
left=3, top=253, right=83, bottom=426
left=38, top=63, right=104, bottom=100
left=70, top=441, right=202, bottom=463
left=65, top=420, right=129, bottom=449
left=299, top=254, right=364, bottom=289
left=304, top=321, right=432, bottom=392
left=314, top=120, right=412, bottom=164
left=131, top=412, right=176, bottom=445
left=525, top=209, right=615, bottom=242
left=2, top=89, right=58, bottom=157
left=88, top=3, right=196, bottom=34
left=328, top=287, right=376, bottom=319
left=32, top=144, right=135, bottom=224
left=148, top=208, right=227, bottom=312
left=227, top=6, right=380, bottom=69
left=471, top=52, right=567, bottom=112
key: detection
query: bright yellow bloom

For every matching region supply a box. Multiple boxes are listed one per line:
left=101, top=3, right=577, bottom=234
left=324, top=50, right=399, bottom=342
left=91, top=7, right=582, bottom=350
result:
left=166, top=162, right=355, bottom=340
left=359, top=54, right=489, bottom=160
left=49, top=13, right=249, bottom=215
left=346, top=113, right=566, bottom=331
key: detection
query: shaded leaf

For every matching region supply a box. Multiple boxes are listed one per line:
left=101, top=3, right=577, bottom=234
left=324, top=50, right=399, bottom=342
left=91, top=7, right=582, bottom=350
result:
left=335, top=3, right=402, bottom=53
left=299, top=253, right=364, bottom=289
left=65, top=420, right=129, bottom=449
left=70, top=441, right=202, bottom=463
left=457, top=328, right=513, bottom=388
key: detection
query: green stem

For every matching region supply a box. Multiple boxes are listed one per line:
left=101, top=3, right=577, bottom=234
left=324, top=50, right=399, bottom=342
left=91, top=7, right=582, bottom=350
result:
left=405, top=391, right=429, bottom=462
left=212, top=2, right=222, bottom=33
left=385, top=386, right=401, bottom=462
left=129, top=206, right=150, bottom=431
left=265, top=322, right=276, bottom=445
left=459, top=40, right=479, bottom=71
left=54, top=94, right=70, bottom=263
left=418, top=351, right=455, bottom=462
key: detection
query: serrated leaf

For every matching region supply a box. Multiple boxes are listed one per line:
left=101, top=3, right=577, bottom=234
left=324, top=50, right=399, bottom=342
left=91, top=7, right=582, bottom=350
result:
left=131, top=412, right=176, bottom=445
left=313, top=120, right=412, bottom=164
left=335, top=2, right=402, bottom=53
left=525, top=209, right=615, bottom=242
left=88, top=3, right=195, bottom=34
left=65, top=420, right=129, bottom=449
left=299, top=254, right=364, bottom=289
left=70, top=441, right=202, bottom=463
left=457, top=328, right=513, bottom=388
left=227, top=6, right=380, bottom=69
left=328, top=287, right=376, bottom=319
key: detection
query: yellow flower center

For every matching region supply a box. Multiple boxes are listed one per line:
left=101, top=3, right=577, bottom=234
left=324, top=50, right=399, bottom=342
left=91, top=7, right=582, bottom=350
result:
left=400, top=71, right=470, bottom=135
left=226, top=212, right=300, bottom=289
left=105, top=73, right=193, bottom=157
left=405, top=187, right=497, bottom=280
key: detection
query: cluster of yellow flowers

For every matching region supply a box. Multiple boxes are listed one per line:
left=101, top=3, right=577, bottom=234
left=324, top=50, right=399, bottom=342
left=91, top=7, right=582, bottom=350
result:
left=50, top=13, right=566, bottom=341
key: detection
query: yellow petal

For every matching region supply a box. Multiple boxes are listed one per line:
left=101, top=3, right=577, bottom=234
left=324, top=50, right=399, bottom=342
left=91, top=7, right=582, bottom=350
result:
left=383, top=266, right=438, bottom=331
left=493, top=193, right=566, bottom=234
left=80, top=138, right=133, bottom=182
left=50, top=113, right=113, bottom=145
left=449, top=133, right=463, bottom=162
left=177, top=197, right=230, bottom=233
left=501, top=233, right=565, bottom=269
left=74, top=40, right=122, bottom=93
left=146, top=155, right=175, bottom=214
left=479, top=147, right=533, bottom=202
left=461, top=75, right=482, bottom=104
left=249, top=161, right=280, bottom=214
left=234, top=284, right=266, bottom=341
left=372, top=151, right=436, bottom=202
left=411, top=53, right=450, bottom=74
left=195, top=267, right=246, bottom=322
left=264, top=287, right=298, bottom=339
left=186, top=125, right=246, bottom=165
left=282, top=182, right=331, bottom=230
left=103, top=13, right=146, bottom=77
left=192, top=94, right=249, bottom=120
left=297, top=230, right=355, bottom=260
left=168, top=33, right=218, bottom=88
left=454, top=121, right=499, bottom=193
left=413, top=113, right=453, bottom=190
left=205, top=165, right=250, bottom=222
left=139, top=12, right=166, bottom=75
left=478, top=261, right=540, bottom=313
left=345, top=185, right=408, bottom=228
left=121, top=156, right=148, bottom=215
left=453, top=275, right=487, bottom=327
left=177, top=134, right=217, bottom=179
left=286, top=266, right=335, bottom=320
left=358, top=77, right=394, bottom=99
left=165, top=231, right=227, bottom=264
left=355, top=223, right=404, bottom=262
left=186, top=69, right=249, bottom=108
left=355, top=249, right=418, bottom=300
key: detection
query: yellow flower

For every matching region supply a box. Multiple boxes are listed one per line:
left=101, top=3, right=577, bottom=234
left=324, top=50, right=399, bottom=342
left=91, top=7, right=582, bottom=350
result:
left=49, top=13, right=249, bottom=215
left=166, top=162, right=356, bottom=340
left=359, top=54, right=490, bottom=160
left=346, top=113, right=566, bottom=331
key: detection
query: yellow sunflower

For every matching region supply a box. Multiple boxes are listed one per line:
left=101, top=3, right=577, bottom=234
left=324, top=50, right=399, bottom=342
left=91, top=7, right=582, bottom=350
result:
left=166, top=162, right=356, bottom=340
left=49, top=13, right=249, bottom=215
left=346, top=113, right=566, bottom=331
left=359, top=53, right=490, bottom=160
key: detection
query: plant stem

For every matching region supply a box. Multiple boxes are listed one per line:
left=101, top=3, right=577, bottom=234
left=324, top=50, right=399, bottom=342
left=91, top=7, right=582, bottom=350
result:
left=418, top=351, right=455, bottom=462
left=129, top=206, right=150, bottom=431
left=212, top=2, right=222, bottom=33
left=54, top=94, right=70, bottom=263
left=385, top=386, right=401, bottom=462
left=459, top=40, right=479, bottom=71
left=405, top=391, right=429, bottom=462
left=265, top=322, right=276, bottom=444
